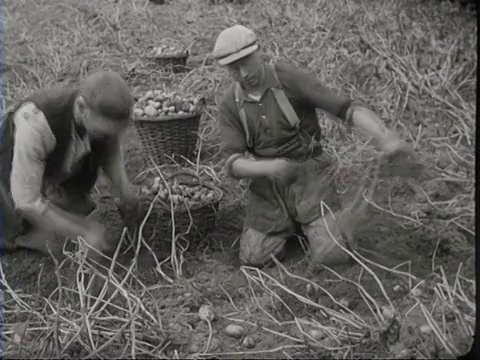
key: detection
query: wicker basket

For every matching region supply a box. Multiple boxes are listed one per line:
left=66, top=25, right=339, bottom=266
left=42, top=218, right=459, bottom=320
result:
left=133, top=98, right=206, bottom=164
left=119, top=170, right=223, bottom=248
left=152, top=51, right=189, bottom=73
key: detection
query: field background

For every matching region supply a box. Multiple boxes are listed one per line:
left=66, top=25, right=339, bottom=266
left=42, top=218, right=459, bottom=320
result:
left=1, top=0, right=476, bottom=359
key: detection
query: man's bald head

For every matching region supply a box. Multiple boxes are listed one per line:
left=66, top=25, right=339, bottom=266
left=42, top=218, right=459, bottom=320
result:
left=79, top=70, right=133, bottom=121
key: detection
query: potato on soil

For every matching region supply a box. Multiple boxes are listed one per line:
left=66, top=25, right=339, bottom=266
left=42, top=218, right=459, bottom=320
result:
left=198, top=305, right=215, bottom=322
left=225, top=324, right=244, bottom=338
left=242, top=335, right=255, bottom=348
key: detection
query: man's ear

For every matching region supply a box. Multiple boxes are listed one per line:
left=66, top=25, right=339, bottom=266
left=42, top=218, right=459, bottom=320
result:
left=76, top=95, right=88, bottom=110
left=74, top=96, right=89, bottom=117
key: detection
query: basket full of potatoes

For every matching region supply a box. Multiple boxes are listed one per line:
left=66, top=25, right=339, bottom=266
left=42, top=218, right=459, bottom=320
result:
left=148, top=44, right=189, bottom=73
left=133, top=89, right=206, bottom=164
left=122, top=170, right=223, bottom=243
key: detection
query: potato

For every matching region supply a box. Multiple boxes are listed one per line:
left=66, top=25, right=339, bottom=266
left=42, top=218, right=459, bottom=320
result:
left=152, top=177, right=161, bottom=190
left=145, top=90, right=154, bottom=100
left=381, top=306, right=395, bottom=320
left=307, top=329, right=326, bottom=341
left=225, top=324, right=244, bottom=339
left=181, top=102, right=190, bottom=112
left=171, top=195, right=182, bottom=204
left=198, top=305, right=215, bottom=322
left=174, top=100, right=183, bottom=112
left=178, top=111, right=184, bottom=115
left=133, top=108, right=144, bottom=117
left=144, top=105, right=158, bottom=117
left=162, top=100, right=171, bottom=108
left=171, top=187, right=179, bottom=195
left=242, top=336, right=255, bottom=349
left=168, top=106, right=175, bottom=113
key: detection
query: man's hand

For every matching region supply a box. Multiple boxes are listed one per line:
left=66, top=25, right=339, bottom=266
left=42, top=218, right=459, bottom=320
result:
left=117, top=187, right=144, bottom=226
left=379, top=136, right=424, bottom=179
left=267, top=158, right=300, bottom=184
left=82, top=221, right=106, bottom=253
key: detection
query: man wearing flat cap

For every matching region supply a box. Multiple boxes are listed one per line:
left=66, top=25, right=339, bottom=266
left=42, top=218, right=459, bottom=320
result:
left=212, top=25, right=420, bottom=268
left=0, top=70, right=141, bottom=260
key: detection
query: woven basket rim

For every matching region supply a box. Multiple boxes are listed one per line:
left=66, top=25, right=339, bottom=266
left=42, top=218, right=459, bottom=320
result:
left=138, top=170, right=224, bottom=213
left=147, top=50, right=190, bottom=60
left=133, top=111, right=202, bottom=122
left=147, top=194, right=222, bottom=213
left=133, top=97, right=205, bottom=122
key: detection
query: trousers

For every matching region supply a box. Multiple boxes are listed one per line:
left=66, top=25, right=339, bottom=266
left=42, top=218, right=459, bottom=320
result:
left=239, top=155, right=354, bottom=267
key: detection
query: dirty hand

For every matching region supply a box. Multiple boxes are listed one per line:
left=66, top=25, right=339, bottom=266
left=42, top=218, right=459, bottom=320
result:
left=118, top=187, right=144, bottom=225
left=379, top=136, right=423, bottom=178
left=82, top=221, right=106, bottom=255
left=268, top=158, right=300, bottom=184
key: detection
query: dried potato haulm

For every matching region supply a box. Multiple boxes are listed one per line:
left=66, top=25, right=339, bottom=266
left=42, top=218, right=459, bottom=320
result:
left=133, top=90, right=203, bottom=118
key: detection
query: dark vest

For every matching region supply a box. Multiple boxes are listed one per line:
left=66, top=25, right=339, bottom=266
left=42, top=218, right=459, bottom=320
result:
left=0, top=87, right=107, bottom=204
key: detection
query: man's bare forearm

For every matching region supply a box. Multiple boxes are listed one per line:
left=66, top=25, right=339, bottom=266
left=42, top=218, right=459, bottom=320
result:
left=20, top=204, right=91, bottom=240
left=104, top=161, right=130, bottom=196
left=230, top=158, right=275, bottom=179
left=351, top=106, right=400, bottom=148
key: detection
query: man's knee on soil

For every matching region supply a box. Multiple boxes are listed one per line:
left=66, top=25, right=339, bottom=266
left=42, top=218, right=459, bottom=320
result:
left=302, top=213, right=354, bottom=266
left=239, top=228, right=287, bottom=267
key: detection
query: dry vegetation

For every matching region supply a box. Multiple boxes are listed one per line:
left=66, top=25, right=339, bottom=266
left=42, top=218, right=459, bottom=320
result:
left=1, top=0, right=476, bottom=359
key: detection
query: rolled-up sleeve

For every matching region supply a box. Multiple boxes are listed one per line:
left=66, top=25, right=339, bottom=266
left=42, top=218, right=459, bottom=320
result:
left=276, top=63, right=353, bottom=125
left=218, top=93, right=249, bottom=177
left=10, top=102, right=56, bottom=215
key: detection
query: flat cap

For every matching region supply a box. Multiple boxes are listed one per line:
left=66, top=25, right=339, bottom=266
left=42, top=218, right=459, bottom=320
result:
left=212, top=25, right=259, bottom=65
left=80, top=70, right=133, bottom=121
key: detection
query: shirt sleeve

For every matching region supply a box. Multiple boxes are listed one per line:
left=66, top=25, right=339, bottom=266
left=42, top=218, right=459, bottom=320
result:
left=10, top=102, right=56, bottom=214
left=218, top=93, right=249, bottom=156
left=217, top=92, right=249, bottom=177
left=276, top=63, right=353, bottom=123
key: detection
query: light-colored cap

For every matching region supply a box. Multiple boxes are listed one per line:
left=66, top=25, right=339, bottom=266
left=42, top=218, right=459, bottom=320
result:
left=212, top=25, right=258, bottom=65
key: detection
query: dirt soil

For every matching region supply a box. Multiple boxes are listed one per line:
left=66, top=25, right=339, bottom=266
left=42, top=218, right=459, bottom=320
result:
left=1, top=0, right=475, bottom=359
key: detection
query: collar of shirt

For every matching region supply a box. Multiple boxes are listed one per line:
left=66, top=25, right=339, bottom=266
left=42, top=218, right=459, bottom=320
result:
left=238, top=64, right=282, bottom=105
left=57, top=119, right=92, bottom=181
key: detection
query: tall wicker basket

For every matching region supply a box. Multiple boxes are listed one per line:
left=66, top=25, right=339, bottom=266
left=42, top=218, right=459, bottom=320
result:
left=117, top=169, right=223, bottom=254
left=151, top=50, right=190, bottom=73
left=133, top=99, right=205, bottom=164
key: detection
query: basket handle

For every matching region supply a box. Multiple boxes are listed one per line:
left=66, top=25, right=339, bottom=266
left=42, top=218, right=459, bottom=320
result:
left=166, top=170, right=204, bottom=187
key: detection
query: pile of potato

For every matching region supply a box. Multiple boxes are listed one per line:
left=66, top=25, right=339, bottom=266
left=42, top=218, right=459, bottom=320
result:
left=141, top=176, right=218, bottom=207
left=151, top=44, right=184, bottom=57
left=133, top=90, right=201, bottom=118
